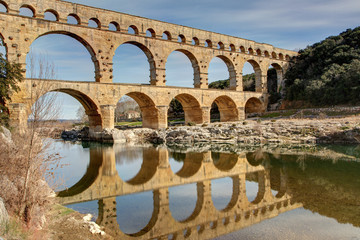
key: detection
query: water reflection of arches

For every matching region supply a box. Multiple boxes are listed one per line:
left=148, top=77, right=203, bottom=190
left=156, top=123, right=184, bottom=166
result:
left=57, top=145, right=300, bottom=239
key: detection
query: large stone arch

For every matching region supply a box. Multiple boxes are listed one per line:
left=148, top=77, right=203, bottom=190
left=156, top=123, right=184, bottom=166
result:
left=267, top=62, right=284, bottom=92
left=209, top=55, right=237, bottom=88
left=244, top=97, right=265, bottom=117
left=114, top=41, right=156, bottom=84
left=212, top=95, right=239, bottom=122
left=53, top=88, right=103, bottom=129
left=165, top=49, right=200, bottom=87
left=171, top=93, right=203, bottom=124
left=173, top=152, right=203, bottom=178
left=121, top=92, right=159, bottom=129
left=31, top=31, right=100, bottom=81
left=242, top=59, right=262, bottom=92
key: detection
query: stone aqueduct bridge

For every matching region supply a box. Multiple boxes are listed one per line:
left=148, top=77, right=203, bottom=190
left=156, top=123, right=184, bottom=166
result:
left=0, top=0, right=298, bottom=129
left=57, top=146, right=301, bottom=239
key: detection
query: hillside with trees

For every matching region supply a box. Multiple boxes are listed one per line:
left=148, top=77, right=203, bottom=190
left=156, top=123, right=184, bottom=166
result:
left=285, top=26, right=360, bottom=106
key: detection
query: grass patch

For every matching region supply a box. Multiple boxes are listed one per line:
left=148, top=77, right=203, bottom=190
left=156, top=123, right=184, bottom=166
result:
left=0, top=217, right=29, bottom=240
left=115, top=121, right=142, bottom=126
left=50, top=204, right=75, bottom=217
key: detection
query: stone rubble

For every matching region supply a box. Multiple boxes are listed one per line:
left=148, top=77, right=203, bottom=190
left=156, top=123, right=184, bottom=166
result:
left=61, top=117, right=360, bottom=145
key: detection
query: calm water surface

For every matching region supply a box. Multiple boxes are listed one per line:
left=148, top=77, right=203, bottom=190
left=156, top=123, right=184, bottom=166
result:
left=51, top=141, right=360, bottom=240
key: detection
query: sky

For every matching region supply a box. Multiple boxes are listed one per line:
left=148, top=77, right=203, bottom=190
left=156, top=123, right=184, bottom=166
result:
left=6, top=0, right=360, bottom=119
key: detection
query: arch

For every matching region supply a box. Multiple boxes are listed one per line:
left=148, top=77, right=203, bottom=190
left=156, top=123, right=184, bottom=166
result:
left=248, top=48, right=254, bottom=55
left=165, top=49, right=200, bottom=88
left=178, top=34, right=186, bottom=43
left=88, top=17, right=101, bottom=28
left=122, top=92, right=159, bottom=129
left=243, top=60, right=262, bottom=92
left=212, top=152, right=238, bottom=171
left=268, top=63, right=284, bottom=93
left=244, top=97, right=265, bottom=116
left=173, top=93, right=202, bottom=124
left=256, top=49, right=262, bottom=56
left=162, top=31, right=172, bottom=40
left=178, top=182, right=205, bottom=223
left=246, top=171, right=266, bottom=204
left=229, top=44, right=236, bottom=52
left=57, top=147, right=103, bottom=197
left=19, top=4, right=35, bottom=17
left=0, top=1, right=8, bottom=13
left=44, top=9, right=59, bottom=21
left=146, top=28, right=156, bottom=38
left=278, top=53, right=284, bottom=60
left=34, top=31, right=100, bottom=81
left=205, top=39, right=212, bottom=48
left=172, top=152, right=203, bottom=178
left=240, top=46, right=246, bottom=53
left=264, top=51, right=270, bottom=57
left=169, top=183, right=199, bottom=222
left=271, top=52, right=277, bottom=59
left=109, top=21, right=120, bottom=31
left=114, top=41, right=156, bottom=84
left=192, top=37, right=199, bottom=46
left=67, top=13, right=80, bottom=25
left=128, top=25, right=139, bottom=35
left=285, top=54, right=290, bottom=61
left=126, top=148, right=160, bottom=185
left=211, top=177, right=235, bottom=211
left=212, top=95, right=238, bottom=122
left=217, top=42, right=224, bottom=50
left=210, top=55, right=237, bottom=89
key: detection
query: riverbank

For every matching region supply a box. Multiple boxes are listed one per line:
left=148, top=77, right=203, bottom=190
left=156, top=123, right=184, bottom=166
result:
left=61, top=116, right=360, bottom=145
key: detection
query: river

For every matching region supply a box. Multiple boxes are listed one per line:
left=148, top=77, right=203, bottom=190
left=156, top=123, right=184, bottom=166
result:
left=51, top=140, right=360, bottom=239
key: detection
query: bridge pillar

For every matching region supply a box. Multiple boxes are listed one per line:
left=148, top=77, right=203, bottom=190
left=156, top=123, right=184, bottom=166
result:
left=183, top=107, right=203, bottom=124
left=237, top=107, right=245, bottom=120
left=194, top=72, right=208, bottom=89
left=101, top=147, right=117, bottom=176
left=201, top=107, right=210, bottom=124
left=155, top=105, right=168, bottom=129
left=230, top=71, right=243, bottom=91
left=8, top=103, right=28, bottom=133
left=151, top=66, right=166, bottom=86
left=256, top=74, right=268, bottom=93
left=96, top=197, right=119, bottom=233
left=100, top=105, right=115, bottom=129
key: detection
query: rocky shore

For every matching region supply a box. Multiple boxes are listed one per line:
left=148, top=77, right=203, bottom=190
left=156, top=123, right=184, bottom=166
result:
left=61, top=116, right=360, bottom=145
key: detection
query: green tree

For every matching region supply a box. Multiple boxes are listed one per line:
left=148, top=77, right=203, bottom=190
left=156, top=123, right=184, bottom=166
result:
left=0, top=52, right=23, bottom=126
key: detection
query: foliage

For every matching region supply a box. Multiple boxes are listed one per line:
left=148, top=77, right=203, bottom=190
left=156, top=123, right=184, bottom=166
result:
left=0, top=52, right=23, bottom=126
left=285, top=26, right=360, bottom=106
left=168, top=98, right=183, bottom=116
left=209, top=79, right=229, bottom=89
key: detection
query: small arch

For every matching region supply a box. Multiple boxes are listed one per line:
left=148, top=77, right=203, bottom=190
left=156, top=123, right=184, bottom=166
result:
left=264, top=51, right=270, bottom=57
left=248, top=48, right=254, bottom=55
left=171, top=152, right=203, bottom=178
left=192, top=37, right=199, bottom=46
left=109, top=21, right=120, bottom=31
left=271, top=52, right=277, bottom=59
left=146, top=28, right=156, bottom=38
left=217, top=42, right=224, bottom=50
left=19, top=4, right=35, bottom=17
left=240, top=46, right=246, bottom=53
left=128, top=25, right=139, bottom=35
left=88, top=18, right=101, bottom=28
left=285, top=54, right=290, bottom=61
left=229, top=44, right=236, bottom=52
left=44, top=9, right=59, bottom=21
left=245, top=97, right=265, bottom=117
left=178, top=34, right=186, bottom=43
left=205, top=39, right=212, bottom=48
left=256, top=49, right=262, bottom=56
left=67, top=14, right=80, bottom=25
left=278, top=53, right=284, bottom=60
left=0, top=1, right=8, bottom=13
left=162, top=31, right=172, bottom=40
left=268, top=63, right=283, bottom=93
left=211, top=177, right=237, bottom=211
left=212, top=95, right=238, bottom=122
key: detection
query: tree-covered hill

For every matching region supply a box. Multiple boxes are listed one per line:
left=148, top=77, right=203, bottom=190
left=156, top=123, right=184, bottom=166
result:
left=209, top=73, right=256, bottom=91
left=285, top=26, right=360, bottom=106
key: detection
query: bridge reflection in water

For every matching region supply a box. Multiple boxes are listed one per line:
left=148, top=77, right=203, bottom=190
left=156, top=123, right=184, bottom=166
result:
left=57, top=144, right=302, bottom=239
